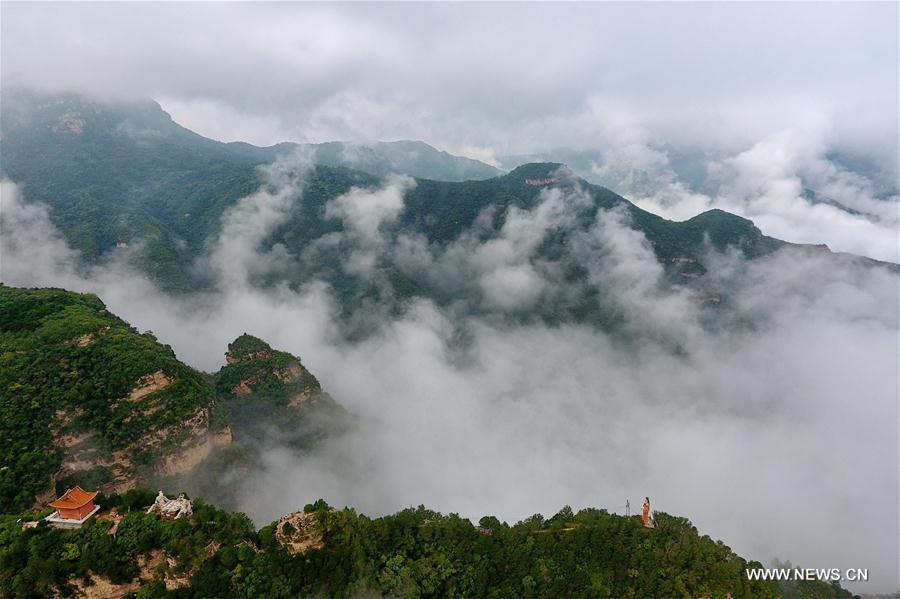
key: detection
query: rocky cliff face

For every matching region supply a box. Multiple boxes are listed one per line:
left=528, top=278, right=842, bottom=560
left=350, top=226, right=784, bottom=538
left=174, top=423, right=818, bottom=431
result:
left=53, top=330, right=337, bottom=479
left=39, top=353, right=233, bottom=501
left=0, top=286, right=233, bottom=510
left=155, top=410, right=234, bottom=477
left=212, top=334, right=348, bottom=449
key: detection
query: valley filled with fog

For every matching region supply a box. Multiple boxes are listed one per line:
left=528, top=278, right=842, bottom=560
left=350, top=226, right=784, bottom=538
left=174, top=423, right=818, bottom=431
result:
left=1, top=2, right=897, bottom=593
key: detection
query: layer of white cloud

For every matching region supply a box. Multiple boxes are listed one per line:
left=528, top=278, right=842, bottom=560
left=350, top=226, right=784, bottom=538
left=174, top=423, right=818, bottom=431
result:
left=2, top=168, right=898, bottom=591
left=2, top=3, right=895, bottom=156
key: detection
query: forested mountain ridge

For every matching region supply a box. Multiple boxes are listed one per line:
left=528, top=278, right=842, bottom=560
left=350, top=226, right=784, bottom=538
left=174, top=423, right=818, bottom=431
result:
left=0, top=89, right=498, bottom=236
left=0, top=285, right=225, bottom=512
left=0, top=285, right=343, bottom=513
left=0, top=90, right=792, bottom=292
left=0, top=289, right=866, bottom=597
left=0, top=89, right=491, bottom=287
left=0, top=287, right=865, bottom=597
left=0, top=488, right=857, bottom=598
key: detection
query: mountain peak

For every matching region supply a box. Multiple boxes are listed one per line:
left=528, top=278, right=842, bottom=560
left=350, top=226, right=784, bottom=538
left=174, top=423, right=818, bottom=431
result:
left=225, top=333, right=274, bottom=364
left=218, top=334, right=321, bottom=403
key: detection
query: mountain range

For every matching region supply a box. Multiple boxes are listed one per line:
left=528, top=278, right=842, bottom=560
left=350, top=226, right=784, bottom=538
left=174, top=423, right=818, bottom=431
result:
left=0, top=88, right=881, bottom=598
left=6, top=88, right=883, bottom=333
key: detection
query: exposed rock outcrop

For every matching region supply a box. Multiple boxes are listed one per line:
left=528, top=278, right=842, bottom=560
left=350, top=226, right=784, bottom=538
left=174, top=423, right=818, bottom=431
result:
left=524, top=177, right=559, bottom=186
left=287, top=390, right=312, bottom=408
left=216, top=334, right=321, bottom=406
left=225, top=349, right=271, bottom=365
left=158, top=426, right=233, bottom=476
left=231, top=380, right=253, bottom=396
left=65, top=326, right=110, bottom=347
left=274, top=511, right=324, bottom=555
left=212, top=334, right=348, bottom=451
left=67, top=551, right=166, bottom=598
left=124, top=370, right=173, bottom=403
left=70, top=575, right=140, bottom=599
left=274, top=362, right=303, bottom=383
left=49, top=400, right=230, bottom=497
left=146, top=491, right=193, bottom=519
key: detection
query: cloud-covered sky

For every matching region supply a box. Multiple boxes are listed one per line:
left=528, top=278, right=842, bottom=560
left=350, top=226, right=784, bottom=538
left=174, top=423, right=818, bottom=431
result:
left=2, top=2, right=897, bottom=262
left=2, top=2, right=895, bottom=153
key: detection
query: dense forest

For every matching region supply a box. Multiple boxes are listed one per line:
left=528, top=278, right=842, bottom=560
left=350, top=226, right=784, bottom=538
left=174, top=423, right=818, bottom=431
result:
left=0, top=488, right=858, bottom=598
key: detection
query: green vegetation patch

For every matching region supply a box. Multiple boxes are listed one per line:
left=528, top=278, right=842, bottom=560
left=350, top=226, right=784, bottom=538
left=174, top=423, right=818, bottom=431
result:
left=0, top=286, right=216, bottom=512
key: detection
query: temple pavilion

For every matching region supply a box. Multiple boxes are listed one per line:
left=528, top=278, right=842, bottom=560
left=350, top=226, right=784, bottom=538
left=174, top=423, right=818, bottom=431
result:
left=45, top=486, right=100, bottom=528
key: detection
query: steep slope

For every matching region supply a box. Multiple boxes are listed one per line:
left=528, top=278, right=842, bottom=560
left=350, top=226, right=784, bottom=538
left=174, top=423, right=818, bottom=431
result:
left=216, top=334, right=322, bottom=405
left=0, top=90, right=270, bottom=289
left=259, top=161, right=789, bottom=330
left=401, top=162, right=782, bottom=258
left=1, top=91, right=778, bottom=264
left=0, top=285, right=229, bottom=512
left=0, top=89, right=502, bottom=183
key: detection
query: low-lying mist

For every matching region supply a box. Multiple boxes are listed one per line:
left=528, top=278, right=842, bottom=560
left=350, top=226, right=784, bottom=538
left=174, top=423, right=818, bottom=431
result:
left=1, top=157, right=897, bottom=592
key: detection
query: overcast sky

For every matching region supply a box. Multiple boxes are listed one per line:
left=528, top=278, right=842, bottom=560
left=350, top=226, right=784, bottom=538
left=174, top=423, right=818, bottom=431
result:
left=2, top=2, right=896, bottom=155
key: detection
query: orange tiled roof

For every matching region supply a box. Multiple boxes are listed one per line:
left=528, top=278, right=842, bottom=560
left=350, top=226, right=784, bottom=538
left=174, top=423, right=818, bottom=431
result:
left=48, top=486, right=98, bottom=509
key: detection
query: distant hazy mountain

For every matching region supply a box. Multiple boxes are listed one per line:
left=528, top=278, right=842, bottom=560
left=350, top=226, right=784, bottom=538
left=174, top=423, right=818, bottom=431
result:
left=0, top=89, right=491, bottom=283
left=227, top=138, right=503, bottom=181
left=0, top=88, right=501, bottom=181
left=298, top=139, right=502, bottom=181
